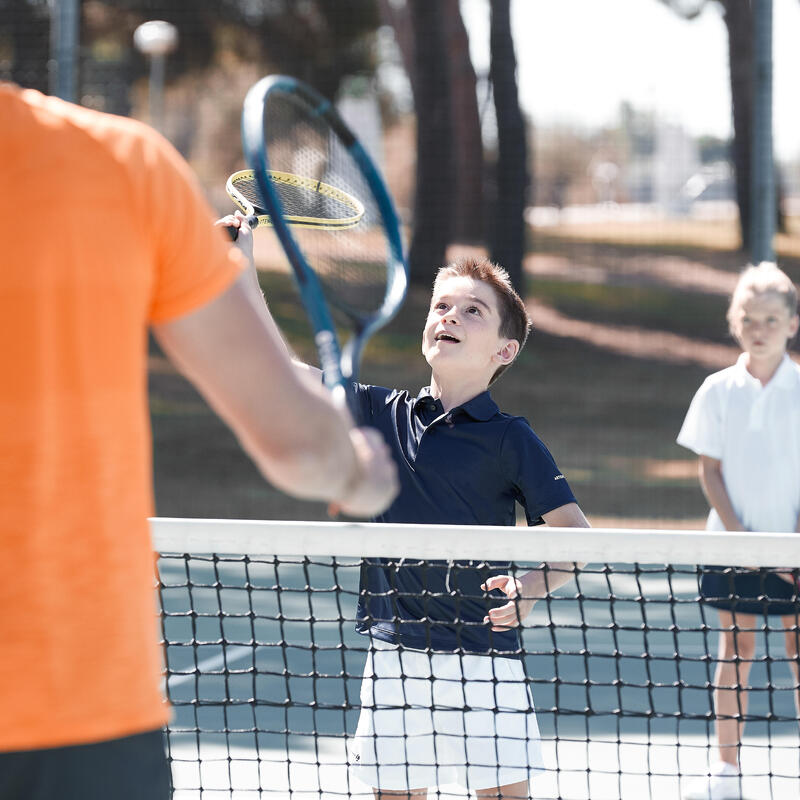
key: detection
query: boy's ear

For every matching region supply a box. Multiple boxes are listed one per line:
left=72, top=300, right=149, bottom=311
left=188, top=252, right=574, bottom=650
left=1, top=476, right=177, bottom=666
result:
left=494, top=339, right=520, bottom=365
left=789, top=314, right=800, bottom=339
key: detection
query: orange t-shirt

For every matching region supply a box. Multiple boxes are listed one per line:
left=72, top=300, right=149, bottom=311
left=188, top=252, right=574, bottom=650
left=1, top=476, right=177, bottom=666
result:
left=0, top=85, right=244, bottom=751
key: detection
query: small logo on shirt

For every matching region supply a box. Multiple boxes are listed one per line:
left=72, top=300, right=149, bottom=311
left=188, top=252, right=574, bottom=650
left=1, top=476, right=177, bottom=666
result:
left=554, top=474, right=565, bottom=480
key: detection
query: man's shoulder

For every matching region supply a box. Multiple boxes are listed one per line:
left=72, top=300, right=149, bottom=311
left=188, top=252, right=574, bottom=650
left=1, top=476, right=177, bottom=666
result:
left=16, top=86, right=154, bottom=144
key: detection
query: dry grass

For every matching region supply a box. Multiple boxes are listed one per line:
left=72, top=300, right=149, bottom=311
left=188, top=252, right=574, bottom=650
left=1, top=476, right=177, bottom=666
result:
left=149, top=215, right=800, bottom=530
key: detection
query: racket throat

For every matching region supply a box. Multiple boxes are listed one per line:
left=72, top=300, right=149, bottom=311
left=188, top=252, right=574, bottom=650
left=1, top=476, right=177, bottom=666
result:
left=315, top=330, right=347, bottom=387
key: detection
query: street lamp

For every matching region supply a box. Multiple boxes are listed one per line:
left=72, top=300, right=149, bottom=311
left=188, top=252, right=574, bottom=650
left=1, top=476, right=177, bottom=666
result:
left=133, top=20, right=178, bottom=133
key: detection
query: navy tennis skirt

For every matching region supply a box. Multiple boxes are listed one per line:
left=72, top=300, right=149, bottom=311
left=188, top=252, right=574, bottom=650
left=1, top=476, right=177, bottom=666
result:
left=700, top=566, right=800, bottom=616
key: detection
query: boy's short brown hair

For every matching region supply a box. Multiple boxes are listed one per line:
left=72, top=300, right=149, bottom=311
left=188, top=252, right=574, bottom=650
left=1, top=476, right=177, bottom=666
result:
left=433, top=257, right=532, bottom=384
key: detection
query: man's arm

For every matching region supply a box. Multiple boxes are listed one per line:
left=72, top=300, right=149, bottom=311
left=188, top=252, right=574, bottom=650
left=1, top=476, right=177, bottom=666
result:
left=153, top=269, right=397, bottom=517
left=483, top=502, right=590, bottom=631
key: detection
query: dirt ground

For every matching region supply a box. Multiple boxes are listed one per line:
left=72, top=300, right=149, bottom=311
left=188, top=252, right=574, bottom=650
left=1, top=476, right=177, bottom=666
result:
left=149, top=220, right=800, bottom=532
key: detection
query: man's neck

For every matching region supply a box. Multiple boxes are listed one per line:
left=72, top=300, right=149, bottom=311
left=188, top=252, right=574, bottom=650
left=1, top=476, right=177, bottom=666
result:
left=429, top=373, right=490, bottom=413
left=743, top=351, right=785, bottom=386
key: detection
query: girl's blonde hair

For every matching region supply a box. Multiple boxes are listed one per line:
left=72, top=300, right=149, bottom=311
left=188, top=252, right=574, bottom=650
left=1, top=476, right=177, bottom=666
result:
left=727, top=262, right=798, bottom=336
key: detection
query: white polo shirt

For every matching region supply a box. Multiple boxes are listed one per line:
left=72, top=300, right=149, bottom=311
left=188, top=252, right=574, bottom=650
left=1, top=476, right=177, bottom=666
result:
left=677, top=353, right=800, bottom=533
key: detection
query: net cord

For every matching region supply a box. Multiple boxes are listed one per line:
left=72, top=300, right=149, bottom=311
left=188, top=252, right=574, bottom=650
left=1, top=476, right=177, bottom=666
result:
left=149, top=518, right=800, bottom=566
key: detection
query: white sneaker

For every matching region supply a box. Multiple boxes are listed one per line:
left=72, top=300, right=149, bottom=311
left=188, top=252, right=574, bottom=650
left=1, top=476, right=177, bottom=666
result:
left=682, top=761, right=742, bottom=800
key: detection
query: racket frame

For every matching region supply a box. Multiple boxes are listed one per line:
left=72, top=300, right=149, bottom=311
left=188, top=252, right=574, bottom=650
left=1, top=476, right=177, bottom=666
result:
left=226, top=169, right=366, bottom=231
left=241, top=74, right=407, bottom=399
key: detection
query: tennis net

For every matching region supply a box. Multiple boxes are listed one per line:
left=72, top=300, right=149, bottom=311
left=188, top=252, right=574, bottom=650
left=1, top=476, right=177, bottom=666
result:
left=151, top=519, right=800, bottom=800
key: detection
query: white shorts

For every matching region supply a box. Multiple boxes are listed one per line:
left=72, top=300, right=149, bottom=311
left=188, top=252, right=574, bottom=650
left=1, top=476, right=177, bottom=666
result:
left=348, top=642, right=545, bottom=792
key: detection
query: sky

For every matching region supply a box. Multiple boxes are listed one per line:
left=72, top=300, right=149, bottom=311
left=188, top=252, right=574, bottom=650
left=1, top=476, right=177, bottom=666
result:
left=460, top=0, right=800, bottom=162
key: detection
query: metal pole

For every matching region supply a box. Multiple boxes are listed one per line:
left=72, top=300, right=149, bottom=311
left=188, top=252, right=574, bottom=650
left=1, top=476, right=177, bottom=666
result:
left=48, top=0, right=80, bottom=102
left=149, top=53, right=166, bottom=132
left=750, top=0, right=774, bottom=264
left=133, top=21, right=178, bottom=134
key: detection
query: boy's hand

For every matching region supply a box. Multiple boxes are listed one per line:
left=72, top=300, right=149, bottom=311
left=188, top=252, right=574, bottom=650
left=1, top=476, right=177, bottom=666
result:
left=329, top=427, right=398, bottom=518
left=481, top=575, right=536, bottom=631
left=215, top=212, right=254, bottom=265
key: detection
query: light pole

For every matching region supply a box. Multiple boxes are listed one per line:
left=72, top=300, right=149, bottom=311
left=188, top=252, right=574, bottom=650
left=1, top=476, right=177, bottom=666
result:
left=133, top=20, right=178, bottom=133
left=49, top=0, right=80, bottom=102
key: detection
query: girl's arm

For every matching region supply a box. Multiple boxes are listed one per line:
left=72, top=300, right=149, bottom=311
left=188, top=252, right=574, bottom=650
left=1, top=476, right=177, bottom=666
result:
left=698, top=455, right=746, bottom=531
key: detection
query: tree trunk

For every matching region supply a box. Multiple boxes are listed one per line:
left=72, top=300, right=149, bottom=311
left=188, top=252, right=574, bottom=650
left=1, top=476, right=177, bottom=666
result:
left=489, top=0, right=527, bottom=292
left=720, top=0, right=753, bottom=253
left=377, top=0, right=415, bottom=95
left=442, top=0, right=484, bottom=244
left=406, top=0, right=454, bottom=283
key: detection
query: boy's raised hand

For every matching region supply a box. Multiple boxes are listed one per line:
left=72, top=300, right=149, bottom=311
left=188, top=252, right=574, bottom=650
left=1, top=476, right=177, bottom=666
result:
left=481, top=574, right=536, bottom=631
left=215, top=211, right=254, bottom=265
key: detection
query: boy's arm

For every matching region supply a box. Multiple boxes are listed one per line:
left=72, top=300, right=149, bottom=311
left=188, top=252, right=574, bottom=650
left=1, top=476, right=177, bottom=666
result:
left=698, top=455, right=745, bottom=531
left=483, top=501, right=590, bottom=631
left=155, top=221, right=397, bottom=516
left=217, top=213, right=323, bottom=384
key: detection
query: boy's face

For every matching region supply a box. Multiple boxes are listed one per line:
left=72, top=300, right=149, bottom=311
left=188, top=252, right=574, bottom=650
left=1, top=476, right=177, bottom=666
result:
left=731, top=291, right=799, bottom=361
left=421, top=275, right=518, bottom=382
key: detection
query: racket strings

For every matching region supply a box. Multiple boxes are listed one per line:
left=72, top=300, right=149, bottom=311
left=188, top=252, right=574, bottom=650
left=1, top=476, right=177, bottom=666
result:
left=263, top=90, right=393, bottom=319
left=232, top=174, right=360, bottom=222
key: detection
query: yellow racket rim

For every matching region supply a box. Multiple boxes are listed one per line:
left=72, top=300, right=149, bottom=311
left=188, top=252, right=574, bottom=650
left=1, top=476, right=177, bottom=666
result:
left=226, top=169, right=365, bottom=231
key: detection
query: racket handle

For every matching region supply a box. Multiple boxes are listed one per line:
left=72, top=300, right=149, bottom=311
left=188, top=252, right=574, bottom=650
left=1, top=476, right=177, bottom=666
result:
left=226, top=215, right=259, bottom=241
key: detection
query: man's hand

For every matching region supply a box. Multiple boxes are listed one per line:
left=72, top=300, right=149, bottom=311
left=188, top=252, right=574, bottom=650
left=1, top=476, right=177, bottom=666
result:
left=481, top=574, right=536, bottom=631
left=330, top=427, right=398, bottom=518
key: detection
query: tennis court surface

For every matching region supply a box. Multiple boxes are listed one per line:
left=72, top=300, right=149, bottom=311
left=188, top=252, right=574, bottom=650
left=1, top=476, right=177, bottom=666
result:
left=151, top=519, right=800, bottom=800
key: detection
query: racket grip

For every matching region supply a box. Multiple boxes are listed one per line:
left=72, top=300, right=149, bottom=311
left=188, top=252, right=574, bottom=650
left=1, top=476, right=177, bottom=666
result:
left=226, top=215, right=259, bottom=242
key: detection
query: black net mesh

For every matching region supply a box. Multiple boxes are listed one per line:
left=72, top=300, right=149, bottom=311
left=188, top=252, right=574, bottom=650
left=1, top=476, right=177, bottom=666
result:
left=157, top=539, right=800, bottom=800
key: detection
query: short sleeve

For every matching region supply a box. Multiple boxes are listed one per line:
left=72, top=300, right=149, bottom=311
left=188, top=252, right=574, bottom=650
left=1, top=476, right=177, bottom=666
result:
left=676, top=378, right=723, bottom=459
left=135, top=126, right=245, bottom=323
left=500, top=418, right=577, bottom=526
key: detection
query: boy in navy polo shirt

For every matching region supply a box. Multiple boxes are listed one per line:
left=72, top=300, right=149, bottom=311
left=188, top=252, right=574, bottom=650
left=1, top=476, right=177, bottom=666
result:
left=222, top=216, right=588, bottom=800
left=344, top=257, right=589, bottom=799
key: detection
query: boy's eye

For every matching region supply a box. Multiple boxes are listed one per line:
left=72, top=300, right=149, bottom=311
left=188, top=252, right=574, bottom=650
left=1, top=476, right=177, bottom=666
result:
left=467, top=306, right=481, bottom=315
left=434, top=302, right=448, bottom=311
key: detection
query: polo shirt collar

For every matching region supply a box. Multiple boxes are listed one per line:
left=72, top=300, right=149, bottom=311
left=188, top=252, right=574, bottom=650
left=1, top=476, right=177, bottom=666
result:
left=413, top=387, right=499, bottom=421
left=734, top=352, right=796, bottom=390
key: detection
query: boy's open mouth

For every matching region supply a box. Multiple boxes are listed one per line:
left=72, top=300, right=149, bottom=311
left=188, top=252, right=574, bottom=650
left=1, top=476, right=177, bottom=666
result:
left=435, top=332, right=461, bottom=343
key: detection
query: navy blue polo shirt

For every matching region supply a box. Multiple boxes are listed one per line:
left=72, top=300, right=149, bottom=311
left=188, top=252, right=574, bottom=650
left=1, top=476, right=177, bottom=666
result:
left=353, top=384, right=576, bottom=657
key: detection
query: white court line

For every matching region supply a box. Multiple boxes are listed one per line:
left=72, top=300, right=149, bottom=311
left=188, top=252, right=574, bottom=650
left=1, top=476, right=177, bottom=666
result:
left=167, top=733, right=800, bottom=800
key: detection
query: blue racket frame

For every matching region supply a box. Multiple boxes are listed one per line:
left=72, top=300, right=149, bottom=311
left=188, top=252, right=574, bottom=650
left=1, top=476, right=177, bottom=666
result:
left=241, top=75, right=407, bottom=404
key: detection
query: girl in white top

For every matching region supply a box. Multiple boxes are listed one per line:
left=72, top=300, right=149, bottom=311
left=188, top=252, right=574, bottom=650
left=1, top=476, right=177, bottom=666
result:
left=677, top=262, right=800, bottom=800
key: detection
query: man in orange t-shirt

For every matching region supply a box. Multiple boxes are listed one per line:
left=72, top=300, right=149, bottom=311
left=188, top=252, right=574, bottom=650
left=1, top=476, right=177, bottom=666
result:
left=0, top=84, right=397, bottom=800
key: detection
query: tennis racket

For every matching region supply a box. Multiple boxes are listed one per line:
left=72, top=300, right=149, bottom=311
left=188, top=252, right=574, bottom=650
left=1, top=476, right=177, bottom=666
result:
left=241, top=75, right=407, bottom=411
left=226, top=169, right=366, bottom=233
